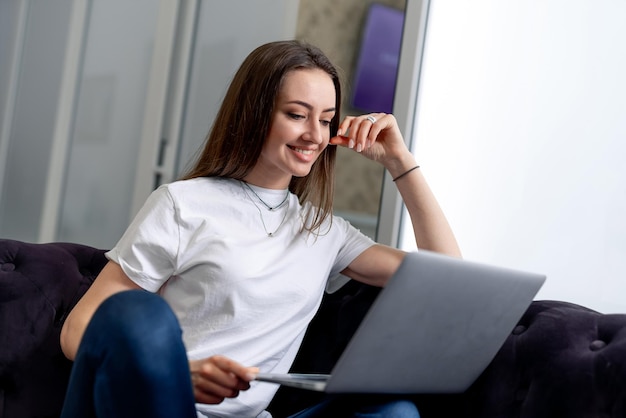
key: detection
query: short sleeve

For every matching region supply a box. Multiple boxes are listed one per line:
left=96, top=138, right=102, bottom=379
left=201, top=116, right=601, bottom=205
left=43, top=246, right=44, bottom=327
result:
left=105, top=185, right=180, bottom=292
left=326, top=216, right=375, bottom=293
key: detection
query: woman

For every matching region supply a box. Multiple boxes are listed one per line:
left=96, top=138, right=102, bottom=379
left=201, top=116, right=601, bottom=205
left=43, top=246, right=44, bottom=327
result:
left=60, top=40, right=460, bottom=417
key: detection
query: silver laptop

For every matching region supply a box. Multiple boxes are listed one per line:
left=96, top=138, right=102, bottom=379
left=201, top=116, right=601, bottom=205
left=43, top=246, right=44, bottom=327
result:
left=255, top=250, right=545, bottom=393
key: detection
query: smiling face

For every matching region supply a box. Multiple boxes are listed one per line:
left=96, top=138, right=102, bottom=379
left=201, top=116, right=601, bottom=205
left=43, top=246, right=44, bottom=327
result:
left=244, top=68, right=337, bottom=189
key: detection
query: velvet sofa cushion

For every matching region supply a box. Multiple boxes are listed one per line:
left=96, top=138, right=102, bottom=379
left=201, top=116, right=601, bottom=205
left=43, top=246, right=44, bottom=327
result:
left=0, top=239, right=107, bottom=418
left=463, top=300, right=626, bottom=417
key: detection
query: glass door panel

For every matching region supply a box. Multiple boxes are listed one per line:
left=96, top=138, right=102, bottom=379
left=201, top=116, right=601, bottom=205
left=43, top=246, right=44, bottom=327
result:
left=0, top=0, right=74, bottom=242
left=57, top=0, right=163, bottom=248
left=174, top=0, right=299, bottom=176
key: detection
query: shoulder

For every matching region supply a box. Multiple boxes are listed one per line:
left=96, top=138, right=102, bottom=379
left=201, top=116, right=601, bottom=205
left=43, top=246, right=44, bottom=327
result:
left=164, top=176, right=233, bottom=194
left=299, top=201, right=353, bottom=235
left=161, top=177, right=242, bottom=203
left=300, top=204, right=373, bottom=251
left=321, top=209, right=365, bottom=236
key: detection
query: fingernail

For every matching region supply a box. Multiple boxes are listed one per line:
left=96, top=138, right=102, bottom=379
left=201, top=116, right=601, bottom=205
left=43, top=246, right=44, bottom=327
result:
left=348, top=138, right=355, bottom=149
left=247, top=367, right=260, bottom=381
left=366, top=140, right=371, bottom=149
left=356, top=143, right=362, bottom=153
left=337, top=128, right=343, bottom=136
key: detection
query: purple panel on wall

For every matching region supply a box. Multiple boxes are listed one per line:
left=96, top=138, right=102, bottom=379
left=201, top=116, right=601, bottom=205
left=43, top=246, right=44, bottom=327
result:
left=352, top=4, right=405, bottom=114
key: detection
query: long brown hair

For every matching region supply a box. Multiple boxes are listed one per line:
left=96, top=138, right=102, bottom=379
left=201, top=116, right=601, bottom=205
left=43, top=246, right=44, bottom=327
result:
left=180, top=40, right=342, bottom=233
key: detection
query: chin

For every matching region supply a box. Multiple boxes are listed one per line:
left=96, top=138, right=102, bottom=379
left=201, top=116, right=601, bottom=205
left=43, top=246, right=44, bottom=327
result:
left=291, top=167, right=314, bottom=178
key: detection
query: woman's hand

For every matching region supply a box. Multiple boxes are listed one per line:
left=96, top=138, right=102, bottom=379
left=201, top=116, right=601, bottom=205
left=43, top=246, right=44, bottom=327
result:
left=332, top=112, right=462, bottom=258
left=189, top=355, right=259, bottom=405
left=330, top=113, right=413, bottom=171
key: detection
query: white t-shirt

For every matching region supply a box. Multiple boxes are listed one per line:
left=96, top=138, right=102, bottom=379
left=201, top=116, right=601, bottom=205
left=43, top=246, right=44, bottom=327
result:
left=106, top=177, right=375, bottom=417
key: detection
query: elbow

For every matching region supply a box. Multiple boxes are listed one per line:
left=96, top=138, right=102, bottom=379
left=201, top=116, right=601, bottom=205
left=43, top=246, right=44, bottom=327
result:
left=447, top=246, right=463, bottom=259
left=420, top=242, right=462, bottom=259
left=60, top=314, right=79, bottom=361
left=443, top=247, right=463, bottom=259
left=435, top=238, right=462, bottom=259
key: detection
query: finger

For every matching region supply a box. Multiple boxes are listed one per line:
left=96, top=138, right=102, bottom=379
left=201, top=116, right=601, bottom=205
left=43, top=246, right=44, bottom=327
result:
left=204, top=357, right=259, bottom=396
left=212, top=355, right=259, bottom=382
left=354, top=113, right=383, bottom=152
left=192, top=372, right=241, bottom=401
left=193, top=390, right=226, bottom=405
left=356, top=117, right=374, bottom=151
left=338, top=116, right=367, bottom=152
left=336, top=115, right=356, bottom=138
left=337, top=114, right=385, bottom=152
left=329, top=135, right=350, bottom=147
left=364, top=114, right=386, bottom=148
left=191, top=368, right=253, bottom=405
left=196, top=360, right=244, bottom=390
left=195, top=370, right=251, bottom=393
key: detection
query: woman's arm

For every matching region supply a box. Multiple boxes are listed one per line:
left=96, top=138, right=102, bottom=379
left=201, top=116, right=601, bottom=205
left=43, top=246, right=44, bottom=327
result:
left=332, top=113, right=461, bottom=287
left=60, top=261, right=142, bottom=360
left=386, top=153, right=461, bottom=257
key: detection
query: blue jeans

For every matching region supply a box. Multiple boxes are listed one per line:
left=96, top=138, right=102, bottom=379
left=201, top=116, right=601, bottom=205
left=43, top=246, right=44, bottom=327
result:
left=287, top=397, right=420, bottom=417
left=61, top=290, right=420, bottom=418
left=60, top=290, right=197, bottom=418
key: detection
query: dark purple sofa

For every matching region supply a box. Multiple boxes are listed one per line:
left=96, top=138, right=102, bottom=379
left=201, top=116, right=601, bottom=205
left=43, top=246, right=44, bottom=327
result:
left=1, top=238, right=626, bottom=418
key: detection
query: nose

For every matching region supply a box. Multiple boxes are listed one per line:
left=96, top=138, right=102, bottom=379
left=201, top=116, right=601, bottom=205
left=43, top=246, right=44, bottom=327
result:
left=302, top=120, right=324, bottom=144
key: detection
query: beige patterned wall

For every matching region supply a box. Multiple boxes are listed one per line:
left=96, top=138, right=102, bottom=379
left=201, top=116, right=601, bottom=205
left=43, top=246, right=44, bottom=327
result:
left=296, top=0, right=406, bottom=219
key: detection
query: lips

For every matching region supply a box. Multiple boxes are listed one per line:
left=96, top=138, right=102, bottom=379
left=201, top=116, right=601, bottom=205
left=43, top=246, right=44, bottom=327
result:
left=288, top=145, right=315, bottom=155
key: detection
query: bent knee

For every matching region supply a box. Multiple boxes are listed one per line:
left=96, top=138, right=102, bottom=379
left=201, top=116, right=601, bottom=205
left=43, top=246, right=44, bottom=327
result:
left=90, top=290, right=182, bottom=350
left=378, top=399, right=420, bottom=418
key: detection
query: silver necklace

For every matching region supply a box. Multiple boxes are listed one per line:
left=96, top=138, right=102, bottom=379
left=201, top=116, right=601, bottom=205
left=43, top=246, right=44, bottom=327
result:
left=242, top=181, right=289, bottom=211
left=241, top=182, right=291, bottom=237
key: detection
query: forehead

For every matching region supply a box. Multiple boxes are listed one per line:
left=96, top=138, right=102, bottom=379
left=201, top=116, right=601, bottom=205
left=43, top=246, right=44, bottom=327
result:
left=278, top=69, right=336, bottom=106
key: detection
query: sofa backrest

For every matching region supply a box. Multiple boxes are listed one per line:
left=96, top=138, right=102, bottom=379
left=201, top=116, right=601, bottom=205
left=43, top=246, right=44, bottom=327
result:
left=0, top=239, right=108, bottom=418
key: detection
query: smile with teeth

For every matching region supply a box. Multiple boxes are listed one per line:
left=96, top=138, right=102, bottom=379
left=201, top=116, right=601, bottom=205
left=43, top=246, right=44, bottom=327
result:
left=288, top=146, right=315, bottom=155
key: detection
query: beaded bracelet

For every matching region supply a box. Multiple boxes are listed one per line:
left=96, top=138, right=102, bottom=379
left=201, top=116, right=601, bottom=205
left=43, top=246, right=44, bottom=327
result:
left=392, top=165, right=420, bottom=182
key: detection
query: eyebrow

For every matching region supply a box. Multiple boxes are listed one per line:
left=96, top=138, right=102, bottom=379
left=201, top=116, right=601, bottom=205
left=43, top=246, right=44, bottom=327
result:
left=287, top=100, right=336, bottom=113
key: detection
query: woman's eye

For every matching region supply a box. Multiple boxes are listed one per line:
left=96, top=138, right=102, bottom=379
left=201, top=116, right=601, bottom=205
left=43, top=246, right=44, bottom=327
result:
left=288, top=113, right=305, bottom=120
left=320, top=120, right=331, bottom=127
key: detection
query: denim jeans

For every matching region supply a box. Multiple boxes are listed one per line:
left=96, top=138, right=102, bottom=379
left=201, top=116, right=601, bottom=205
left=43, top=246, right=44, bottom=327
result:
left=60, top=290, right=197, bottom=418
left=61, top=290, right=420, bottom=418
left=287, top=396, right=420, bottom=418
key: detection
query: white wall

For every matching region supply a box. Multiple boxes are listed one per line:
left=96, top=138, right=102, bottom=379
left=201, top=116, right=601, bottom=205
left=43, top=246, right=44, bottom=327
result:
left=401, top=0, right=626, bottom=313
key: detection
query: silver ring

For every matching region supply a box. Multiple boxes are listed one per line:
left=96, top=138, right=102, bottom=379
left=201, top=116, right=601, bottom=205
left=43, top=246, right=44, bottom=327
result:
left=366, top=115, right=377, bottom=124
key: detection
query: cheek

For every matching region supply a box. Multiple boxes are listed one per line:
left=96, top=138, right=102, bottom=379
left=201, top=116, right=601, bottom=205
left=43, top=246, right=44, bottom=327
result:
left=317, top=143, right=331, bottom=162
left=268, top=121, right=302, bottom=143
left=263, top=126, right=287, bottom=150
